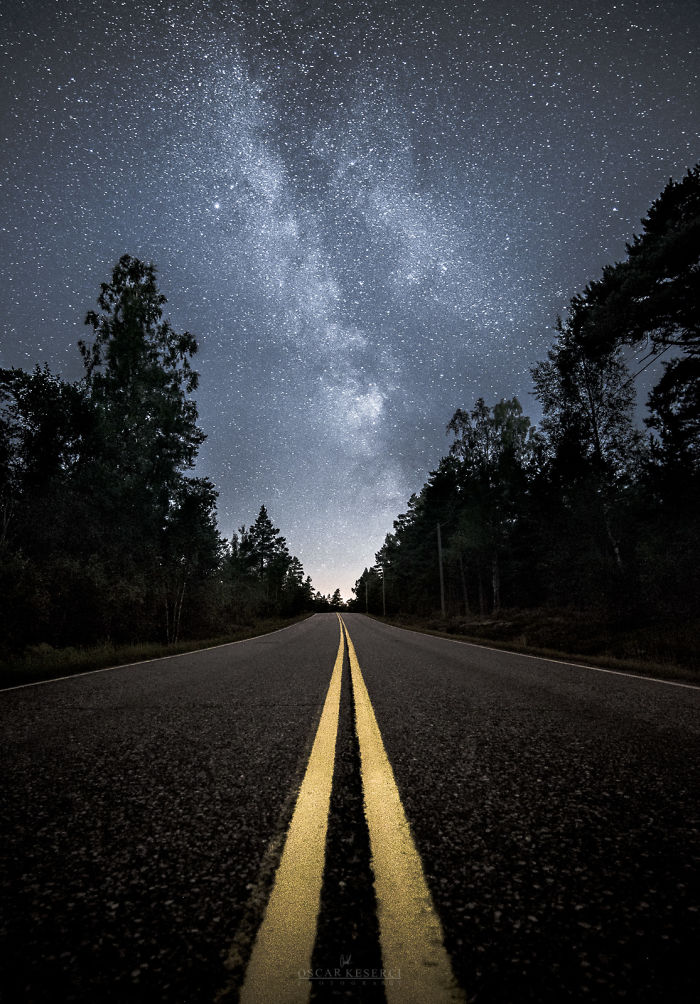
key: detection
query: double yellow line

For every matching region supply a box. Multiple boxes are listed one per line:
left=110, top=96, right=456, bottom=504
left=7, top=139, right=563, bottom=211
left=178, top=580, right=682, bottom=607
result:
left=240, top=615, right=463, bottom=1002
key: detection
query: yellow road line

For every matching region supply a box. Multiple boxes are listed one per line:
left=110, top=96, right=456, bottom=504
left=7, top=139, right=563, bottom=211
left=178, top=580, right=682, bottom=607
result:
left=240, top=618, right=344, bottom=1003
left=340, top=615, right=464, bottom=1002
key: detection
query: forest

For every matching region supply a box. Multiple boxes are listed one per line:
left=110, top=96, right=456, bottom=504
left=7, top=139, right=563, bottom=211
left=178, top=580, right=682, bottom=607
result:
left=1, top=166, right=698, bottom=669
left=0, top=255, right=342, bottom=664
left=350, top=166, right=699, bottom=665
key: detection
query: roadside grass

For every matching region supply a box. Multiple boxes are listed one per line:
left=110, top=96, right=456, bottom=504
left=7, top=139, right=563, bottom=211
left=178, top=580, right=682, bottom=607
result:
left=0, top=613, right=313, bottom=690
left=368, top=609, right=699, bottom=685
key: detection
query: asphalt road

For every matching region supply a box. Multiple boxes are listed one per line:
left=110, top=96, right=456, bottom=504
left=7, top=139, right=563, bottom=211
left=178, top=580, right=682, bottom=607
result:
left=343, top=613, right=700, bottom=1003
left=1, top=613, right=699, bottom=1002
left=0, top=616, right=337, bottom=1003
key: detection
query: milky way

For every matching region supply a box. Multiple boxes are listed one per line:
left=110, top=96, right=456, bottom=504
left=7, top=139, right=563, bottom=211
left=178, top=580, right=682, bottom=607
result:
left=1, top=0, right=698, bottom=596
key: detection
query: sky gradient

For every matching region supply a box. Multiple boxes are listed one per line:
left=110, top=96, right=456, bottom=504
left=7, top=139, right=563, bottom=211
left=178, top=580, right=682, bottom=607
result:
left=1, top=0, right=698, bottom=597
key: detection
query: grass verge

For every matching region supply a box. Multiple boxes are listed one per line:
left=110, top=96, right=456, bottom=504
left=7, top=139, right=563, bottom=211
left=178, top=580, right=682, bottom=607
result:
left=367, top=609, right=699, bottom=685
left=0, top=613, right=313, bottom=690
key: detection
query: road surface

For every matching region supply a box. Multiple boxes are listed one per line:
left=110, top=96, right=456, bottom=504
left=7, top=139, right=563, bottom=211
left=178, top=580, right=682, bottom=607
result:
left=1, top=613, right=698, bottom=1002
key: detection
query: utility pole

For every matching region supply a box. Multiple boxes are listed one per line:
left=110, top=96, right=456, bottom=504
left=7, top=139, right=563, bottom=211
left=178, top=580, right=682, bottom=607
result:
left=437, top=522, right=446, bottom=619
left=365, top=575, right=368, bottom=614
left=382, top=561, right=386, bottom=617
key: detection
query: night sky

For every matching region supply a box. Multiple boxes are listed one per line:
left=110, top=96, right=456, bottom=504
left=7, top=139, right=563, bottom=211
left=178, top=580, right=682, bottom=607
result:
left=1, top=1, right=698, bottom=598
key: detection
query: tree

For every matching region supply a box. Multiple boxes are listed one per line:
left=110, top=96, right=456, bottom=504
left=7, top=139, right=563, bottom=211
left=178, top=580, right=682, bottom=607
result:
left=239, top=506, right=290, bottom=580
left=350, top=567, right=383, bottom=613
left=348, top=168, right=700, bottom=623
left=79, top=255, right=204, bottom=539
left=160, top=477, right=222, bottom=643
left=0, top=256, right=324, bottom=653
left=280, top=556, right=310, bottom=614
left=0, top=366, right=95, bottom=650
left=0, top=365, right=88, bottom=553
left=645, top=355, right=700, bottom=473
left=532, top=318, right=642, bottom=575
left=223, top=508, right=314, bottom=621
left=575, top=165, right=699, bottom=361
left=63, top=255, right=210, bottom=640
left=564, top=167, right=700, bottom=470
left=447, top=398, right=534, bottom=611
left=285, top=555, right=305, bottom=590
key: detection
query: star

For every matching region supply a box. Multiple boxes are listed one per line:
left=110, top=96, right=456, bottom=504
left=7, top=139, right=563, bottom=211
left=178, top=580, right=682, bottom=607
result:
left=0, top=0, right=697, bottom=596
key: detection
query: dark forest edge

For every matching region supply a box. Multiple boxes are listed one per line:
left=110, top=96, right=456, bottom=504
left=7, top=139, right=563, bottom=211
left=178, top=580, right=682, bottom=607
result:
left=1, top=257, right=345, bottom=664
left=349, top=166, right=700, bottom=676
left=0, top=613, right=313, bottom=689
left=365, top=613, right=699, bottom=683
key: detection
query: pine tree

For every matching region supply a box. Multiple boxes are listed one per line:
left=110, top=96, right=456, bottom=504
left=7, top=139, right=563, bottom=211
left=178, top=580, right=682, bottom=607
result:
left=447, top=398, right=534, bottom=610
left=576, top=164, right=699, bottom=360
left=79, top=255, right=204, bottom=530
left=76, top=255, right=208, bottom=639
left=241, top=506, right=288, bottom=577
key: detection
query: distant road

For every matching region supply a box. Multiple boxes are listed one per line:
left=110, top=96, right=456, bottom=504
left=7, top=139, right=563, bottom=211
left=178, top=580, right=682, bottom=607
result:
left=1, top=613, right=698, bottom=1002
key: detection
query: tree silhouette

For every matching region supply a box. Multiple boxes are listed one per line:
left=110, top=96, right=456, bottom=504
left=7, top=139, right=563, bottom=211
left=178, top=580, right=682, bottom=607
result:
left=240, top=505, right=289, bottom=579
left=79, top=254, right=204, bottom=505
left=575, top=164, right=699, bottom=361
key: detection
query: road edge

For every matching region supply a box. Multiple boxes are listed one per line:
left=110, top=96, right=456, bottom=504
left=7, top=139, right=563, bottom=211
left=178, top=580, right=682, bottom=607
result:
left=0, top=614, right=316, bottom=694
left=355, top=615, right=700, bottom=691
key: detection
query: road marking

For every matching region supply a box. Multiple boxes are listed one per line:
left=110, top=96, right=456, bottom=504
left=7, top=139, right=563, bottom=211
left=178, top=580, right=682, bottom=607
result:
left=0, top=618, right=312, bottom=694
left=340, top=616, right=464, bottom=1002
left=239, top=618, right=344, bottom=1003
left=369, top=618, right=700, bottom=692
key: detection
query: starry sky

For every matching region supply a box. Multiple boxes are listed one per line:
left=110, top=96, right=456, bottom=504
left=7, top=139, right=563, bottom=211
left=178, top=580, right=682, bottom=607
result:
left=1, top=1, right=698, bottom=598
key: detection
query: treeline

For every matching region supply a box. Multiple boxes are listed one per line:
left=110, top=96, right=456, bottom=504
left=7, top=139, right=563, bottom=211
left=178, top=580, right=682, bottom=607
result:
left=0, top=255, right=326, bottom=655
left=351, top=166, right=700, bottom=624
